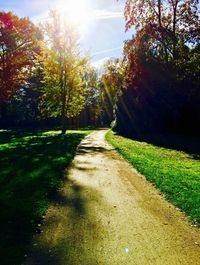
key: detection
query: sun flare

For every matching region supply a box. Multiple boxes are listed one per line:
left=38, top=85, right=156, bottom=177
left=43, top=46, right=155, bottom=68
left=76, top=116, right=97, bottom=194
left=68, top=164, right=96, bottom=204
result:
left=57, top=0, right=91, bottom=25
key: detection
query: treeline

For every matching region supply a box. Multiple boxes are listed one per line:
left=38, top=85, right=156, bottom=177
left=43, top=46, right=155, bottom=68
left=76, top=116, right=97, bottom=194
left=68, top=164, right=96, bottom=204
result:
left=0, top=10, right=109, bottom=132
left=1, top=1, right=200, bottom=136
left=102, top=0, right=200, bottom=136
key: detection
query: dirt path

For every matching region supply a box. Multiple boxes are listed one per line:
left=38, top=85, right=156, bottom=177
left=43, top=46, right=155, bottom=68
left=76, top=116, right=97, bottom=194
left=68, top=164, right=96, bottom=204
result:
left=25, top=130, right=200, bottom=265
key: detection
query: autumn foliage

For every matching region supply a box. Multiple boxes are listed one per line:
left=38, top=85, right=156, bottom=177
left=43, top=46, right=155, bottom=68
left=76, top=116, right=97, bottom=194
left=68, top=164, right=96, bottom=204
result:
left=0, top=3, right=200, bottom=135
left=0, top=12, right=40, bottom=107
left=113, top=0, right=200, bottom=136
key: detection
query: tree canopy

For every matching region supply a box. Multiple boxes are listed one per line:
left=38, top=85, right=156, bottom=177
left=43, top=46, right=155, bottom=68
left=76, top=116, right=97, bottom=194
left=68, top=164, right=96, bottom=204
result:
left=0, top=3, right=199, bottom=135
left=0, top=11, right=40, bottom=107
left=112, top=0, right=200, bottom=135
left=38, top=11, right=90, bottom=133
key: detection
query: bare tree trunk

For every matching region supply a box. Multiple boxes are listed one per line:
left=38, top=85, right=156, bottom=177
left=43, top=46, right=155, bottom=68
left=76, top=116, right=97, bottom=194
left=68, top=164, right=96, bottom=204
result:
left=61, top=116, right=67, bottom=134
left=158, top=0, right=162, bottom=27
left=58, top=47, right=67, bottom=135
left=61, top=84, right=67, bottom=134
left=157, top=0, right=169, bottom=63
left=172, top=0, right=178, bottom=59
left=61, top=83, right=67, bottom=133
left=61, top=58, right=67, bottom=135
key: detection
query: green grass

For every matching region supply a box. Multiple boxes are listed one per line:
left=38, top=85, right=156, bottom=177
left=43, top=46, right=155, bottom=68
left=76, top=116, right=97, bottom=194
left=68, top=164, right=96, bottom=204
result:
left=106, top=130, right=200, bottom=225
left=0, top=128, right=92, bottom=265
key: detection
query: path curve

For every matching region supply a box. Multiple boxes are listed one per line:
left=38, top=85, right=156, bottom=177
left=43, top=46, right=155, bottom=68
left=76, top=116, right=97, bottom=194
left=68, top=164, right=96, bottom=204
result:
left=25, top=130, right=200, bottom=265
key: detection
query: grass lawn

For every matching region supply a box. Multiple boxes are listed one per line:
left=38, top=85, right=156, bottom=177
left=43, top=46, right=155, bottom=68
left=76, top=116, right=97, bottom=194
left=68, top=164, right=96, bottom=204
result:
left=106, top=130, right=200, bottom=226
left=0, top=128, right=92, bottom=265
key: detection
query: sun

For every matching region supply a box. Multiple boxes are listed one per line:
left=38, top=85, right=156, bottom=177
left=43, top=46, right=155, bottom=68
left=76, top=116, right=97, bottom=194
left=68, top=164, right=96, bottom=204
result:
left=57, top=0, right=91, bottom=25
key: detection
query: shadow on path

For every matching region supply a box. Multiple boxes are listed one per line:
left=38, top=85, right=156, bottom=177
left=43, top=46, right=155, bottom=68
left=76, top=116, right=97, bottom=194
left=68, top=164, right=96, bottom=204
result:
left=0, top=130, right=89, bottom=265
left=25, top=177, right=104, bottom=265
left=25, top=134, right=107, bottom=265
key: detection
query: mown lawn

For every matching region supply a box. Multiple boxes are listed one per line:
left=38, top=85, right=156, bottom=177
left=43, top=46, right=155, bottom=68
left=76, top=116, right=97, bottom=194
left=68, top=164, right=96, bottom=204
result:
left=0, top=129, right=92, bottom=265
left=106, top=130, right=200, bottom=225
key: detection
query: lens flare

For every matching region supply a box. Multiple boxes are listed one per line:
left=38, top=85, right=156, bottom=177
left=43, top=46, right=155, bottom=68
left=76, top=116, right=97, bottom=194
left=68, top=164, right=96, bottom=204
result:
left=56, top=0, right=91, bottom=25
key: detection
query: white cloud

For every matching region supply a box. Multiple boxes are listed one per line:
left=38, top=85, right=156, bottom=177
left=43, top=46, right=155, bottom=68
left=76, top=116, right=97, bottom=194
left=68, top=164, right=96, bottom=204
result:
left=92, top=46, right=123, bottom=56
left=32, top=9, right=123, bottom=24
left=91, top=10, right=123, bottom=20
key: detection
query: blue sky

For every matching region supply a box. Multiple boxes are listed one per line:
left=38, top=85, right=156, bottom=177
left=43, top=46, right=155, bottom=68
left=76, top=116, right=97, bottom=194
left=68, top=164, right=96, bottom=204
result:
left=0, top=0, right=133, bottom=68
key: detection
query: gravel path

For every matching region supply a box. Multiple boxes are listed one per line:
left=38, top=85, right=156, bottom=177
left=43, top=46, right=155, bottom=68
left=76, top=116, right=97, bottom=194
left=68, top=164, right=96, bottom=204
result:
left=25, top=130, right=200, bottom=265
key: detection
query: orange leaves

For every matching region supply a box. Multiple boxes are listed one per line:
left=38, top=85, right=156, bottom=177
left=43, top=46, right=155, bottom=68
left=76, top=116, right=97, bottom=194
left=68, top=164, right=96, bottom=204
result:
left=0, top=11, right=40, bottom=104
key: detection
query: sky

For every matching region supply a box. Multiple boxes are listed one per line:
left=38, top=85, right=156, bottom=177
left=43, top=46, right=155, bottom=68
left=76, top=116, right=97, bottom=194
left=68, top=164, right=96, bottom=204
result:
left=0, top=0, right=133, bottom=69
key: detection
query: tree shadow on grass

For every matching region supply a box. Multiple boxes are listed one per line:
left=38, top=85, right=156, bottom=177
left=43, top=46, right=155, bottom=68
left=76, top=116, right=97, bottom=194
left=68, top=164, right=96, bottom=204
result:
left=24, top=135, right=111, bottom=265
left=0, top=130, right=87, bottom=265
left=0, top=128, right=47, bottom=144
left=117, top=131, right=200, bottom=159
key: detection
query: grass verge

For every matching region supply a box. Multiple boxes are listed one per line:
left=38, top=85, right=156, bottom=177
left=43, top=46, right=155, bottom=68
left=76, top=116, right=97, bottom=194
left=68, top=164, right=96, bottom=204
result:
left=0, top=129, right=92, bottom=265
left=106, top=130, right=200, bottom=225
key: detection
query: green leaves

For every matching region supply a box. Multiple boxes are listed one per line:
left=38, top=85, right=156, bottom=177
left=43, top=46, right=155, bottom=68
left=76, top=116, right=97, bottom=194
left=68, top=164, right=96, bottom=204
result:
left=38, top=11, right=89, bottom=124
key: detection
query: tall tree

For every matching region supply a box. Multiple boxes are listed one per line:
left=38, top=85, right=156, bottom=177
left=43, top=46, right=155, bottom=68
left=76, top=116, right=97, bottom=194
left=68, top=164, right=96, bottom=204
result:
left=39, top=11, right=89, bottom=134
left=0, top=11, right=40, bottom=113
left=99, top=58, right=125, bottom=124
left=113, top=0, right=200, bottom=135
left=101, top=59, right=124, bottom=107
left=5, top=67, right=43, bottom=125
left=124, top=0, right=200, bottom=61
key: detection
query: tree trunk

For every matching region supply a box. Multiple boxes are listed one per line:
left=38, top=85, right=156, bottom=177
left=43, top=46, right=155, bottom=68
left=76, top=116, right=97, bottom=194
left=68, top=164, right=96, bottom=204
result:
left=60, top=53, right=67, bottom=135
left=61, top=82, right=67, bottom=134
left=61, top=116, right=67, bottom=134
left=158, top=0, right=162, bottom=27
left=172, top=0, right=178, bottom=59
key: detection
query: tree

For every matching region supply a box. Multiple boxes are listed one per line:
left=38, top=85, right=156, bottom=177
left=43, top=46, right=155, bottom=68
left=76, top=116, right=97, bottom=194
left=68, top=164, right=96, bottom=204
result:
left=5, top=67, right=43, bottom=125
left=113, top=0, right=200, bottom=136
left=99, top=58, right=125, bottom=125
left=39, top=11, right=89, bottom=134
left=81, top=68, right=100, bottom=126
left=101, top=59, right=124, bottom=107
left=0, top=11, right=40, bottom=114
left=124, top=0, right=200, bottom=62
